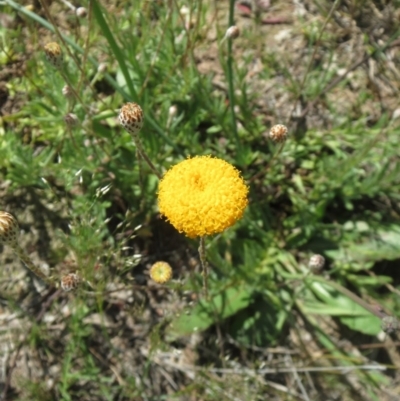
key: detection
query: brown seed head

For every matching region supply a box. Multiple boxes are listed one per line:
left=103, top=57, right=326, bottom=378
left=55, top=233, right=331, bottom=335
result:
left=0, top=211, right=19, bottom=247
left=308, top=254, right=325, bottom=271
left=225, top=26, right=240, bottom=40
left=97, top=63, right=107, bottom=74
left=381, top=316, right=400, bottom=334
left=150, top=261, right=173, bottom=284
left=44, top=42, right=63, bottom=68
left=64, top=113, right=79, bottom=127
left=168, top=105, right=178, bottom=119
left=269, top=124, right=288, bottom=143
left=60, top=273, right=80, bottom=292
left=118, top=103, right=144, bottom=136
left=76, top=7, right=87, bottom=18
left=62, top=85, right=73, bottom=98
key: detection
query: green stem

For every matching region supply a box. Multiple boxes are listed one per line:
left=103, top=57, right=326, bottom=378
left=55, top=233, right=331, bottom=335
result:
left=132, top=134, right=162, bottom=180
left=13, top=244, right=53, bottom=285
left=247, top=141, right=285, bottom=183
left=226, top=0, right=240, bottom=150
left=198, top=237, right=209, bottom=298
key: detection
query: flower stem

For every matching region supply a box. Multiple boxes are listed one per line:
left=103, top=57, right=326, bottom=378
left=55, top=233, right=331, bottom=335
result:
left=248, top=141, right=285, bottom=183
left=198, top=236, right=209, bottom=298
left=226, top=0, right=240, bottom=150
left=13, top=244, right=53, bottom=285
left=132, top=134, right=162, bottom=180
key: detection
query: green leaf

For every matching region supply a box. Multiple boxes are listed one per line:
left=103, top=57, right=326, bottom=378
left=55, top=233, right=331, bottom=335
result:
left=206, top=125, right=222, bottom=134
left=91, top=0, right=137, bottom=99
left=347, top=274, right=392, bottom=287
left=326, top=225, right=400, bottom=263
left=340, top=315, right=381, bottom=335
left=165, top=286, right=253, bottom=341
left=229, top=293, right=288, bottom=347
left=303, top=282, right=382, bottom=335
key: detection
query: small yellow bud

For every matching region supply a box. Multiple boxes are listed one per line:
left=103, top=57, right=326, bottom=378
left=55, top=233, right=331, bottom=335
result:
left=149, top=261, right=173, bottom=284
left=44, top=42, right=63, bottom=69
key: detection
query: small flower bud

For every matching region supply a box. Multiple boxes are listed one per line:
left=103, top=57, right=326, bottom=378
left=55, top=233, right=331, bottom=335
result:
left=166, top=105, right=178, bottom=128
left=150, top=261, right=173, bottom=284
left=180, top=6, right=190, bottom=17
left=62, top=85, right=73, bottom=98
left=381, top=316, right=400, bottom=334
left=118, top=102, right=144, bottom=136
left=0, top=211, right=19, bottom=247
left=0, top=211, right=52, bottom=283
left=269, top=124, right=288, bottom=143
left=44, top=42, right=63, bottom=69
left=61, top=273, right=80, bottom=292
left=97, top=63, right=107, bottom=74
left=308, top=254, right=325, bottom=271
left=64, top=113, right=79, bottom=127
left=225, top=26, right=240, bottom=40
left=168, top=105, right=178, bottom=119
left=76, top=7, right=87, bottom=18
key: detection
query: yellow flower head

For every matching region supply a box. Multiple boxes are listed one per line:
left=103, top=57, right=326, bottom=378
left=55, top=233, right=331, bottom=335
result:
left=150, top=261, right=173, bottom=284
left=158, top=156, right=248, bottom=238
left=43, top=42, right=63, bottom=68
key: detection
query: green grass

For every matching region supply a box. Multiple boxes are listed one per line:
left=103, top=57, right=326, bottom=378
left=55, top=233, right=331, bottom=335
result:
left=1, top=0, right=400, bottom=400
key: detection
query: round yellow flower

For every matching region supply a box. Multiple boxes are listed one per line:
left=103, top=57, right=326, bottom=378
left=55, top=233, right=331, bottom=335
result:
left=150, top=261, right=173, bottom=284
left=158, top=156, right=248, bottom=238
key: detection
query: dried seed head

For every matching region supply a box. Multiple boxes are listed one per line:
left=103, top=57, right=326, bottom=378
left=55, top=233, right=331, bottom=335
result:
left=168, top=105, right=178, bottom=119
left=44, top=42, right=63, bottom=69
left=180, top=6, right=190, bottom=17
left=0, top=211, right=19, bottom=247
left=381, top=316, right=400, bottom=334
left=269, top=124, right=288, bottom=143
left=62, top=85, right=73, bottom=98
left=118, top=102, right=144, bottom=136
left=0, top=212, right=51, bottom=283
left=76, top=7, right=87, bottom=18
left=167, top=105, right=178, bottom=128
left=97, top=62, right=107, bottom=74
left=64, top=113, right=79, bottom=127
left=308, top=254, right=325, bottom=271
left=150, top=261, right=173, bottom=284
left=225, top=26, right=240, bottom=40
left=61, top=273, right=80, bottom=292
